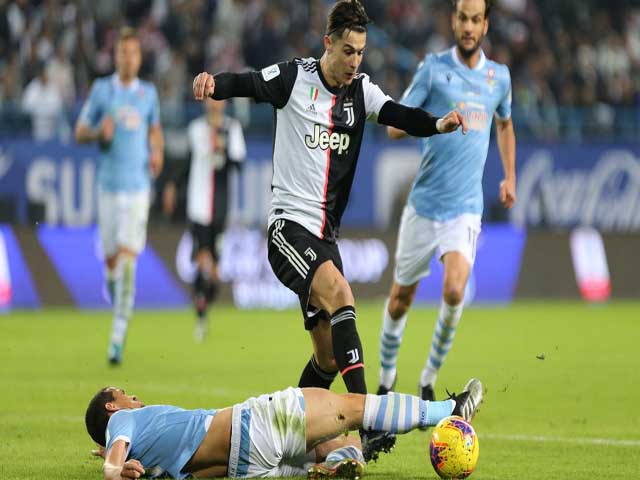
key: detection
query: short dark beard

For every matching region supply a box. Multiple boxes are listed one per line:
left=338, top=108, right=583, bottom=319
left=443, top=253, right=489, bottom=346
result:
left=457, top=39, right=480, bottom=59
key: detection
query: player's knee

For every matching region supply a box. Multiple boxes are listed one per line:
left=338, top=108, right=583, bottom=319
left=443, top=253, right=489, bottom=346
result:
left=389, top=290, right=413, bottom=318
left=442, top=285, right=464, bottom=306
left=105, top=256, right=118, bottom=270
left=325, top=275, right=354, bottom=312
left=315, top=354, right=338, bottom=373
left=195, top=250, right=213, bottom=269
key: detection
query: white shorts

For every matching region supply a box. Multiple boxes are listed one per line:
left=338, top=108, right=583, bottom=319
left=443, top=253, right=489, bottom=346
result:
left=394, top=204, right=481, bottom=286
left=228, top=387, right=312, bottom=478
left=97, top=189, right=150, bottom=257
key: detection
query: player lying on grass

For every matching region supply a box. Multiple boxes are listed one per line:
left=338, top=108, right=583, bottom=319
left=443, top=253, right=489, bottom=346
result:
left=86, top=379, right=482, bottom=479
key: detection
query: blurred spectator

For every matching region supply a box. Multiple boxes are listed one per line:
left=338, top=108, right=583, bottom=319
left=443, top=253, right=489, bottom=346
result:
left=46, top=41, right=75, bottom=107
left=0, top=0, right=638, bottom=141
left=21, top=62, right=68, bottom=141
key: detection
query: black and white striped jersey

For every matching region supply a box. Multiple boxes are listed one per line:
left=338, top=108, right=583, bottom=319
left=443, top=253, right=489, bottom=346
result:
left=248, top=57, right=392, bottom=241
left=186, top=115, right=246, bottom=226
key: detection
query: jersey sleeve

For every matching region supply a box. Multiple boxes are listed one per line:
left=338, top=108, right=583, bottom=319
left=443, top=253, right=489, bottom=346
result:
left=249, top=61, right=299, bottom=108
left=148, top=85, right=161, bottom=126
left=105, top=410, right=135, bottom=453
left=361, top=74, right=393, bottom=122
left=77, top=81, right=104, bottom=128
left=495, top=66, right=512, bottom=120
left=400, top=54, right=434, bottom=109
left=227, top=119, right=246, bottom=163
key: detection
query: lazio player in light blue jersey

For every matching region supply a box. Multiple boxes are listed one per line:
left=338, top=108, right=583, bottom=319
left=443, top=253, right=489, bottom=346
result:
left=75, top=28, right=164, bottom=366
left=377, top=0, right=516, bottom=401
left=85, top=380, right=482, bottom=479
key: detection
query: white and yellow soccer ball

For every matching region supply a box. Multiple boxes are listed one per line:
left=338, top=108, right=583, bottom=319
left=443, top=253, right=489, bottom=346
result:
left=429, top=416, right=479, bottom=479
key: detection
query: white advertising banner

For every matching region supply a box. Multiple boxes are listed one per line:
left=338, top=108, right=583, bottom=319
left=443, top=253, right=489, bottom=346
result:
left=570, top=227, right=611, bottom=302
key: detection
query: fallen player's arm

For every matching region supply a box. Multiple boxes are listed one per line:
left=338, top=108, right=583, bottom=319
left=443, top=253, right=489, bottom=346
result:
left=378, top=101, right=467, bottom=138
left=103, top=439, right=145, bottom=480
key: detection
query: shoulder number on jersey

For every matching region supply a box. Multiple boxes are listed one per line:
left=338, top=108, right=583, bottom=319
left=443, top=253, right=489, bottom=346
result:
left=261, top=64, right=281, bottom=82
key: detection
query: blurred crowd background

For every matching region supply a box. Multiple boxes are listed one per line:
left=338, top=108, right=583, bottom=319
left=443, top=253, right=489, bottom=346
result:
left=1, top=0, right=639, bottom=142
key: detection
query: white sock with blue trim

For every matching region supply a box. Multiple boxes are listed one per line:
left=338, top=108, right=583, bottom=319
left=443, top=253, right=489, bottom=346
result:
left=378, top=298, right=407, bottom=389
left=420, top=301, right=463, bottom=388
left=362, top=393, right=455, bottom=433
left=325, top=446, right=365, bottom=464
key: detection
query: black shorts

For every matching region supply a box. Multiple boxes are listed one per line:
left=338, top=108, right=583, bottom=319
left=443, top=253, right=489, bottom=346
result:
left=190, top=222, right=223, bottom=261
left=267, top=219, right=343, bottom=330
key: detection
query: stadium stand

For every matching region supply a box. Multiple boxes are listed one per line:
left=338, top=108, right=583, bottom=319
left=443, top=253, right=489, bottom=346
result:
left=0, top=0, right=638, bottom=140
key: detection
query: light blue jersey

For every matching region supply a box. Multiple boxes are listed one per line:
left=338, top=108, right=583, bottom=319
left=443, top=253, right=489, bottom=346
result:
left=105, top=405, right=217, bottom=479
left=402, top=47, right=512, bottom=221
left=78, top=74, right=160, bottom=192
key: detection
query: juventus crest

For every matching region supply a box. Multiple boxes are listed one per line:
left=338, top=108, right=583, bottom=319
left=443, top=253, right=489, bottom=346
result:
left=344, top=101, right=355, bottom=127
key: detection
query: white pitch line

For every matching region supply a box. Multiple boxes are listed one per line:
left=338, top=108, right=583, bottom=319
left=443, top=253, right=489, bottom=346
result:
left=481, top=433, right=640, bottom=447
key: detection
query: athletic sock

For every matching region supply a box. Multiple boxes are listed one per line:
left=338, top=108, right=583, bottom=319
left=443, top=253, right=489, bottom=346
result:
left=362, top=393, right=455, bottom=433
left=325, top=445, right=365, bottom=464
left=105, top=268, right=116, bottom=303
left=110, top=255, right=136, bottom=348
left=378, top=298, right=407, bottom=389
left=298, top=355, right=338, bottom=389
left=193, top=270, right=209, bottom=317
left=193, top=269, right=220, bottom=317
left=331, top=306, right=366, bottom=394
left=420, top=301, right=463, bottom=388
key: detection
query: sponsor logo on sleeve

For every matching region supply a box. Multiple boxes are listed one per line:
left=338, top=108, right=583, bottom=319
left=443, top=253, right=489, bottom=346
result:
left=261, top=64, right=281, bottom=82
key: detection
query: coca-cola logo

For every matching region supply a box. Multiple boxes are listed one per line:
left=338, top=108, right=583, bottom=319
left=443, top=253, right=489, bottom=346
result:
left=512, top=149, right=640, bottom=231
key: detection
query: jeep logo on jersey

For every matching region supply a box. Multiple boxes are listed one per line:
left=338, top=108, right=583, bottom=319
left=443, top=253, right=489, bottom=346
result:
left=305, top=124, right=350, bottom=155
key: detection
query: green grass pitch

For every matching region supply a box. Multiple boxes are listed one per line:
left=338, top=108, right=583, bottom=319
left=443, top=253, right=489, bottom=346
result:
left=1, top=302, right=639, bottom=479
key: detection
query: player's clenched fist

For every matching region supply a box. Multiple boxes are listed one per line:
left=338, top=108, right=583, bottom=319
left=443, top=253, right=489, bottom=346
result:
left=193, top=72, right=215, bottom=100
left=436, top=110, right=468, bottom=135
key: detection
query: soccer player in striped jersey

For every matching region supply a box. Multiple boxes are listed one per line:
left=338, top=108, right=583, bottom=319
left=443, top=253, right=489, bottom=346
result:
left=85, top=379, right=482, bottom=479
left=164, top=98, right=246, bottom=341
left=75, top=27, right=164, bottom=366
left=376, top=0, right=516, bottom=401
left=192, top=0, right=467, bottom=461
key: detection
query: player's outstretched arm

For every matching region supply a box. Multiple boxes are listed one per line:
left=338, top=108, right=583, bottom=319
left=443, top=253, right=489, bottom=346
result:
left=193, top=63, right=297, bottom=109
left=192, top=71, right=262, bottom=102
left=102, top=440, right=145, bottom=480
left=378, top=101, right=467, bottom=138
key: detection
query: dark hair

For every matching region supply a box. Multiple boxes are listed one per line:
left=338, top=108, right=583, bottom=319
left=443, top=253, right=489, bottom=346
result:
left=451, top=0, right=493, bottom=17
left=85, top=387, right=115, bottom=447
left=326, top=0, right=371, bottom=39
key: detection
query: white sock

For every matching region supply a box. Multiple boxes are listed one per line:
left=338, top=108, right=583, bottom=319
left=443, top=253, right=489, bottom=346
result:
left=420, top=301, right=463, bottom=388
left=110, top=256, right=137, bottom=346
left=105, top=267, right=116, bottom=301
left=325, top=446, right=365, bottom=464
left=379, top=298, right=408, bottom=389
left=363, top=393, right=455, bottom=433
left=110, top=315, right=128, bottom=345
left=114, top=256, right=136, bottom=321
